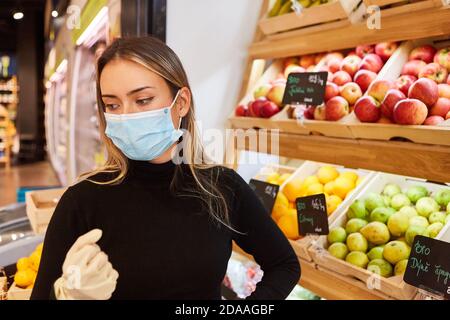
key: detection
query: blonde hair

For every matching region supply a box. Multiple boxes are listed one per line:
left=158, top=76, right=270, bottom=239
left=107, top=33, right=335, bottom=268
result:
left=80, top=36, right=232, bottom=229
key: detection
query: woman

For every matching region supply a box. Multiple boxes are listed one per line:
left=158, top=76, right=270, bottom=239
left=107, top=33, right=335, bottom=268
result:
left=31, top=36, right=300, bottom=300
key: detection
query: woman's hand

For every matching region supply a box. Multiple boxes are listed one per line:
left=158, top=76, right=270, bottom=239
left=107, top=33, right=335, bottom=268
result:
left=53, top=229, right=119, bottom=300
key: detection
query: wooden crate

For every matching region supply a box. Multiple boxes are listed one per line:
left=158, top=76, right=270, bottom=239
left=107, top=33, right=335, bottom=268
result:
left=349, top=39, right=450, bottom=146
left=309, top=172, right=450, bottom=300
left=6, top=282, right=32, bottom=300
left=0, top=276, right=7, bottom=300
left=25, top=188, right=67, bottom=235
left=362, top=0, right=443, bottom=18
left=260, top=0, right=362, bottom=36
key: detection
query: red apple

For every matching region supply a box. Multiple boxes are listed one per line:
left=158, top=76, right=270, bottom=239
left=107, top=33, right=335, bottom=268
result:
left=283, top=57, right=299, bottom=68
left=393, top=99, right=428, bottom=125
left=408, top=78, right=439, bottom=107
left=438, top=84, right=450, bottom=98
left=358, top=54, right=384, bottom=73
left=418, top=63, right=448, bottom=84
left=332, top=71, right=352, bottom=86
left=340, top=55, right=362, bottom=78
left=304, top=106, right=316, bottom=120
left=409, top=45, right=437, bottom=64
left=267, top=83, right=286, bottom=106
left=235, top=104, right=249, bottom=117
left=395, top=75, right=417, bottom=96
left=299, top=54, right=316, bottom=68
left=314, top=104, right=327, bottom=120
left=356, top=44, right=375, bottom=58
left=325, top=96, right=349, bottom=121
left=249, top=97, right=267, bottom=117
left=354, top=96, right=381, bottom=122
left=375, top=42, right=398, bottom=62
left=253, top=83, right=272, bottom=99
left=284, top=65, right=306, bottom=79
left=354, top=69, right=377, bottom=93
left=401, top=59, right=427, bottom=77
left=367, top=80, right=394, bottom=102
left=325, top=81, right=340, bottom=102
left=430, top=97, right=450, bottom=117
left=315, top=53, right=326, bottom=64
left=434, top=48, right=450, bottom=71
left=380, top=89, right=406, bottom=120
left=260, top=100, right=280, bottom=118
left=324, top=52, right=345, bottom=63
left=424, top=115, right=445, bottom=126
left=327, top=57, right=343, bottom=73
left=340, top=82, right=363, bottom=105
left=306, top=65, right=316, bottom=72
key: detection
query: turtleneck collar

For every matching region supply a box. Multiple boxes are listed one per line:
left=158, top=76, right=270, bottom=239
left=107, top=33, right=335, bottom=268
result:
left=126, top=158, right=177, bottom=182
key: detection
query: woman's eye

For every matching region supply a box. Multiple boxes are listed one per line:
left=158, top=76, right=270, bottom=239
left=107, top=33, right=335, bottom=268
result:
left=136, top=97, right=153, bottom=106
left=105, top=104, right=120, bottom=110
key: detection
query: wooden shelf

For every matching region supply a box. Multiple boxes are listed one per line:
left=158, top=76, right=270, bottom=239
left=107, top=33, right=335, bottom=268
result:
left=231, top=130, right=450, bottom=183
left=250, top=7, right=450, bottom=59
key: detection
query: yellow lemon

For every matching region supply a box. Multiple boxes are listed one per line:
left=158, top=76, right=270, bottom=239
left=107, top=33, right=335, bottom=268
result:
left=306, top=182, right=324, bottom=196
left=266, top=172, right=280, bottom=182
left=29, top=251, right=41, bottom=272
left=327, top=195, right=343, bottom=216
left=339, top=171, right=359, bottom=183
left=14, top=269, right=35, bottom=288
left=278, top=173, right=291, bottom=185
left=324, top=181, right=335, bottom=195
left=333, top=177, right=355, bottom=199
left=35, top=243, right=44, bottom=252
left=283, top=177, right=304, bottom=202
left=289, top=202, right=295, bottom=209
left=16, top=257, right=31, bottom=271
left=277, top=209, right=300, bottom=240
left=317, top=166, right=339, bottom=184
left=303, top=175, right=320, bottom=187
left=272, top=204, right=289, bottom=222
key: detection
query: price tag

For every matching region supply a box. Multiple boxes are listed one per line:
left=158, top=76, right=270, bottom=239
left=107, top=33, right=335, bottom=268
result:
left=295, top=194, right=329, bottom=236
left=249, top=179, right=280, bottom=216
left=404, top=235, right=450, bottom=299
left=282, top=72, right=328, bottom=106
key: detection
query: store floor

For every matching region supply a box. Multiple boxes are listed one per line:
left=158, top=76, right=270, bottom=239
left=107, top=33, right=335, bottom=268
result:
left=0, top=161, right=60, bottom=207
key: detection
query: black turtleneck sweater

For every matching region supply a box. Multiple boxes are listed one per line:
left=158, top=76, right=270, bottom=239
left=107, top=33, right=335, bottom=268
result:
left=31, top=160, right=300, bottom=300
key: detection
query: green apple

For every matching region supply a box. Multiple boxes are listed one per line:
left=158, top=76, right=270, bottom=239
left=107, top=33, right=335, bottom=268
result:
left=365, top=193, right=386, bottom=213
left=347, top=199, right=369, bottom=220
left=346, top=233, right=368, bottom=252
left=367, top=246, right=385, bottom=261
left=387, top=212, right=410, bottom=237
left=367, top=259, right=393, bottom=277
left=426, top=222, right=444, bottom=238
left=327, top=227, right=347, bottom=244
left=405, top=225, right=427, bottom=246
left=383, top=183, right=402, bottom=198
left=428, top=211, right=446, bottom=225
left=360, top=222, right=390, bottom=245
left=390, top=194, right=411, bottom=211
left=409, top=216, right=429, bottom=228
left=383, top=241, right=411, bottom=265
left=434, top=189, right=450, bottom=208
left=382, top=195, right=391, bottom=207
left=328, top=243, right=349, bottom=260
left=394, top=259, right=409, bottom=276
left=370, top=207, right=395, bottom=224
left=416, top=197, right=440, bottom=218
left=345, top=218, right=368, bottom=234
left=398, top=206, right=418, bottom=219
left=406, top=185, right=429, bottom=204
left=346, top=251, right=369, bottom=268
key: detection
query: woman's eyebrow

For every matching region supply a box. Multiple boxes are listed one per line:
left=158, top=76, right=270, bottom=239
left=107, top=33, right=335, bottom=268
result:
left=101, top=86, right=154, bottom=98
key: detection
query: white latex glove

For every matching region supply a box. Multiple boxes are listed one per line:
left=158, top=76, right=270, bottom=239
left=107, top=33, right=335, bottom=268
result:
left=53, top=229, right=119, bottom=300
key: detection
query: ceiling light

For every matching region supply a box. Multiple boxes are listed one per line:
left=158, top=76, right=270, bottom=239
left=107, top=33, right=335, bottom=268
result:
left=13, top=12, right=24, bottom=20
left=52, top=10, right=58, bottom=18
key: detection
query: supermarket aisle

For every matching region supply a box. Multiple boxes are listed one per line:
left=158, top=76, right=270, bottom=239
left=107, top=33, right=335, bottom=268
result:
left=0, top=162, right=60, bottom=207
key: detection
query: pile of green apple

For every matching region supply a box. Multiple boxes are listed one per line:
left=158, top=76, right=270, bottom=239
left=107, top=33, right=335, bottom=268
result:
left=327, top=183, right=450, bottom=278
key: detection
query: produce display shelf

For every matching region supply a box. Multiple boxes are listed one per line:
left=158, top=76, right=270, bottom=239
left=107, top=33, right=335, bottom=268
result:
left=231, top=130, right=450, bottom=184
left=250, top=6, right=450, bottom=59
left=232, top=242, right=385, bottom=300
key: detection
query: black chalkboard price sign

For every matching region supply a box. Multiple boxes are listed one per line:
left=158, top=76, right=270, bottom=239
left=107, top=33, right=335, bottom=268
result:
left=404, top=235, right=450, bottom=299
left=295, top=193, right=329, bottom=236
left=282, top=71, right=328, bottom=106
left=248, top=179, right=280, bottom=216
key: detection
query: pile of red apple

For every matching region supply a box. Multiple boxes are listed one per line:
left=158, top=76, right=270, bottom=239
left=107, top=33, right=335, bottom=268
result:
left=235, top=54, right=322, bottom=118
left=354, top=44, right=450, bottom=125
left=302, top=42, right=398, bottom=121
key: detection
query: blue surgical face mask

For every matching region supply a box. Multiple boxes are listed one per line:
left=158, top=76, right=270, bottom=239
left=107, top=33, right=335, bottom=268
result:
left=104, top=91, right=183, bottom=161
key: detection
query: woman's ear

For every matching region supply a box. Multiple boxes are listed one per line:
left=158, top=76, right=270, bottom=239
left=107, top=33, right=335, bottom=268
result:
left=177, top=87, right=191, bottom=117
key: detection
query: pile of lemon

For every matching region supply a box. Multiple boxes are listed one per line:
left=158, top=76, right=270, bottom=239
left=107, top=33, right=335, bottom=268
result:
left=271, top=166, right=363, bottom=240
left=14, top=243, right=42, bottom=289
